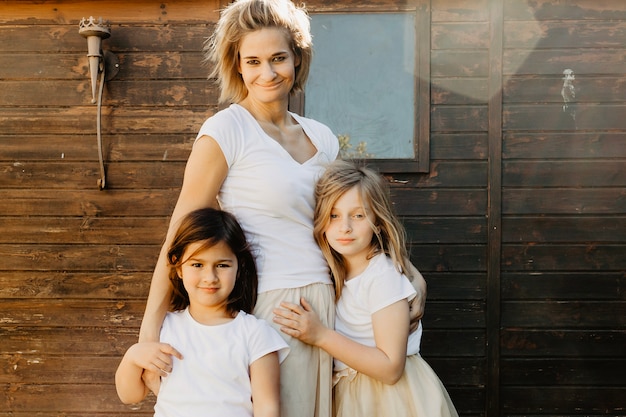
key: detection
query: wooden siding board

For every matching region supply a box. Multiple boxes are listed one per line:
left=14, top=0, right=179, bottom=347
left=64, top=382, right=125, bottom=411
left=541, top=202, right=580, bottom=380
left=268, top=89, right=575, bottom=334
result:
left=502, top=216, right=626, bottom=243
left=502, top=272, right=626, bottom=300
left=0, top=190, right=178, bottom=216
left=503, top=132, right=626, bottom=159
left=503, top=188, right=626, bottom=215
left=0, top=244, right=160, bottom=271
left=500, top=358, right=626, bottom=385
left=0, top=271, right=151, bottom=299
left=0, top=135, right=193, bottom=162
left=0, top=217, right=168, bottom=244
left=504, top=0, right=626, bottom=21
left=500, top=330, right=626, bottom=357
left=502, top=300, right=626, bottom=328
left=502, top=244, right=626, bottom=271
left=500, top=387, right=625, bottom=415
left=0, top=161, right=186, bottom=189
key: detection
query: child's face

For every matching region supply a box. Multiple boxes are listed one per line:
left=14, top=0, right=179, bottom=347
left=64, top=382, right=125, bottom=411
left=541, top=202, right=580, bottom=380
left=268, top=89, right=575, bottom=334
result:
left=323, top=186, right=376, bottom=274
left=177, top=240, right=238, bottom=318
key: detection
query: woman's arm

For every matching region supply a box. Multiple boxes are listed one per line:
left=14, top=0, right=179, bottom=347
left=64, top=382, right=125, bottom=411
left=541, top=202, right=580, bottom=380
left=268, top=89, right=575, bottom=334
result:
left=138, top=136, right=228, bottom=342
left=274, top=298, right=409, bottom=385
left=250, top=352, right=281, bottom=417
left=115, top=342, right=182, bottom=404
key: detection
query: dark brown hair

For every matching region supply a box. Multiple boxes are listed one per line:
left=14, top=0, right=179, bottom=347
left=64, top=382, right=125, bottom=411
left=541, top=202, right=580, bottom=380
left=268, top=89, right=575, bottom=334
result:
left=167, top=208, right=258, bottom=314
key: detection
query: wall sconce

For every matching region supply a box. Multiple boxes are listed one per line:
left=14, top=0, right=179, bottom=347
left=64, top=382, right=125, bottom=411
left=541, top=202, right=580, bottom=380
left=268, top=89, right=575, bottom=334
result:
left=78, top=16, right=119, bottom=190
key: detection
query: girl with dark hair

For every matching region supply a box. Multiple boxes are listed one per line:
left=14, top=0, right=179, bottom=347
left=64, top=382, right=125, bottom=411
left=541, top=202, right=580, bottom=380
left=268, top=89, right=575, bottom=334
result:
left=116, top=208, right=288, bottom=417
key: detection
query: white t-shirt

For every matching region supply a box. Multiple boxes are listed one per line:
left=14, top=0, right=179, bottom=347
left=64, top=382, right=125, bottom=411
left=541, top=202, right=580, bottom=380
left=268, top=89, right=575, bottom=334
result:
left=334, top=253, right=422, bottom=372
left=196, top=104, right=339, bottom=293
left=154, top=309, right=289, bottom=417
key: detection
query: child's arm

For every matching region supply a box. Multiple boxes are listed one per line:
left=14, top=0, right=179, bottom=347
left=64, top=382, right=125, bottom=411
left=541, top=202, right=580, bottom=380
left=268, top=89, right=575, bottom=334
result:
left=115, top=342, right=183, bottom=404
left=274, top=298, right=409, bottom=385
left=250, top=352, right=281, bottom=417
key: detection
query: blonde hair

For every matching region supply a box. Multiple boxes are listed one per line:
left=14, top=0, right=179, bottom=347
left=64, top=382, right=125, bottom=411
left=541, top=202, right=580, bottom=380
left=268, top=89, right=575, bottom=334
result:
left=204, top=0, right=313, bottom=104
left=314, top=160, right=412, bottom=300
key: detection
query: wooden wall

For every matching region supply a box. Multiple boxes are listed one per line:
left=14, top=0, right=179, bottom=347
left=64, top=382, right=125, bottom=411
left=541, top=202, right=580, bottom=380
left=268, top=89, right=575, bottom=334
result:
left=1, top=1, right=624, bottom=416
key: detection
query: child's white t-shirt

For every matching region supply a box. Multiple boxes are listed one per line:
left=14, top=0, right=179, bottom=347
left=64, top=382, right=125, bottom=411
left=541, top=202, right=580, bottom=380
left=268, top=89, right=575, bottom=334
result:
left=154, top=309, right=289, bottom=417
left=333, top=253, right=422, bottom=373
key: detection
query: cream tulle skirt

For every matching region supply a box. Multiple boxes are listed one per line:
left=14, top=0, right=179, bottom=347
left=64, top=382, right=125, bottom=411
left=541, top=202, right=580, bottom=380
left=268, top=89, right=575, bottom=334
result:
left=333, top=354, right=459, bottom=417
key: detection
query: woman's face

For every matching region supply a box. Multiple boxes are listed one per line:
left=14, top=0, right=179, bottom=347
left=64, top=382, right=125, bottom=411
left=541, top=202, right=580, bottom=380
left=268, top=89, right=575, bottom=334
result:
left=238, top=27, right=299, bottom=104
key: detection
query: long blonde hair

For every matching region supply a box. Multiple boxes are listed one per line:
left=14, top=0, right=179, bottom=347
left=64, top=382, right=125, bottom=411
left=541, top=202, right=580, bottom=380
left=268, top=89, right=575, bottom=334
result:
left=204, top=0, right=313, bottom=104
left=314, top=160, right=411, bottom=300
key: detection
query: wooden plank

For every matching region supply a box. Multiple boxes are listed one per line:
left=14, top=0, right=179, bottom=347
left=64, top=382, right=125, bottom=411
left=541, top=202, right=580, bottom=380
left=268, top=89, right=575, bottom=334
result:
left=301, top=0, right=418, bottom=13
left=504, top=104, right=626, bottom=130
left=486, top=1, right=504, bottom=414
left=409, top=244, right=487, bottom=272
left=0, top=80, right=216, bottom=106
left=0, top=161, right=186, bottom=189
left=0, top=244, right=160, bottom=271
left=0, top=271, right=151, bottom=299
left=0, top=355, right=121, bottom=384
left=503, top=132, right=626, bottom=159
left=0, top=217, right=168, bottom=244
left=391, top=189, right=487, bottom=215
left=0, top=0, right=221, bottom=24
left=0, top=134, right=193, bottom=161
left=0, top=300, right=145, bottom=328
left=0, top=327, right=139, bottom=356
left=502, top=244, right=626, bottom=271
left=403, top=216, right=487, bottom=243
left=502, top=272, right=626, bottom=300
left=431, top=0, right=490, bottom=22
left=501, top=387, right=625, bottom=415
left=383, top=161, right=487, bottom=187
left=502, top=301, right=626, bottom=328
left=431, top=105, right=489, bottom=132
left=503, top=161, right=626, bottom=187
left=421, top=330, right=486, bottom=356
left=431, top=133, right=488, bottom=160
left=0, top=382, right=154, bottom=413
left=431, top=50, right=489, bottom=77
left=504, top=0, right=626, bottom=21
left=503, top=188, right=626, bottom=214
left=504, top=20, right=626, bottom=49
left=502, top=216, right=626, bottom=243
left=0, top=107, right=210, bottom=135
left=427, top=358, right=486, bottom=386
left=431, top=22, right=490, bottom=49
left=431, top=78, right=489, bottom=104
left=504, top=49, right=626, bottom=76
left=0, top=50, right=210, bottom=79
left=0, top=190, right=178, bottom=216
left=421, top=301, right=485, bottom=328
left=417, top=273, right=486, bottom=300
left=501, top=358, right=626, bottom=385
left=501, top=329, right=626, bottom=357
left=503, top=76, right=626, bottom=103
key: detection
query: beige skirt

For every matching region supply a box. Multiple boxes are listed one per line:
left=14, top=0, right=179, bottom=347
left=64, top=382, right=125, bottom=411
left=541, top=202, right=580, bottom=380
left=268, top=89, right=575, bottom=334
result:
left=254, top=283, right=335, bottom=417
left=333, top=354, right=459, bottom=417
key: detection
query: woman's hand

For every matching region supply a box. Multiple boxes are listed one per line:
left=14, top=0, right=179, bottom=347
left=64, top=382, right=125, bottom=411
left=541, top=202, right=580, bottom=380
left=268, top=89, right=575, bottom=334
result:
left=273, top=297, right=327, bottom=346
left=406, top=262, right=427, bottom=332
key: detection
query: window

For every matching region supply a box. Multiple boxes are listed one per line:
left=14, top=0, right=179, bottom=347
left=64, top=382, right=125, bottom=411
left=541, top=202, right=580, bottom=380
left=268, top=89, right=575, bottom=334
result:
left=293, top=6, right=430, bottom=172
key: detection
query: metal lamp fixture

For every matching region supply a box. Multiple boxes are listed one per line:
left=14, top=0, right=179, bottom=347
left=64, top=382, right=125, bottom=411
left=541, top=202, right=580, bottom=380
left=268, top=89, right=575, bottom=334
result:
left=78, top=16, right=119, bottom=190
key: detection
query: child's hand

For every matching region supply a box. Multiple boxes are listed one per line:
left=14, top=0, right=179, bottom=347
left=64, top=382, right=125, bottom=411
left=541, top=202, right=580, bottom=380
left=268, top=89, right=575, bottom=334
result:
left=273, top=297, right=326, bottom=346
left=127, top=342, right=183, bottom=377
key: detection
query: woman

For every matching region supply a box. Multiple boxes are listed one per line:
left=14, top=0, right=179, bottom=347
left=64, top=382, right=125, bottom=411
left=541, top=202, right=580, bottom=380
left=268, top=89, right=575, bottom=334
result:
left=137, top=1, right=426, bottom=416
